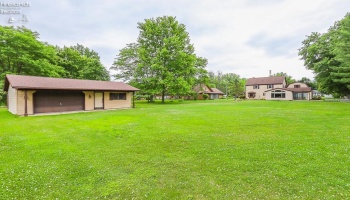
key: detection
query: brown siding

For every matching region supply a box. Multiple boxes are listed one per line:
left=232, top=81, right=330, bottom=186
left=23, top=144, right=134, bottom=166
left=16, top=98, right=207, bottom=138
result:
left=33, top=91, right=84, bottom=113
left=197, top=94, right=204, bottom=100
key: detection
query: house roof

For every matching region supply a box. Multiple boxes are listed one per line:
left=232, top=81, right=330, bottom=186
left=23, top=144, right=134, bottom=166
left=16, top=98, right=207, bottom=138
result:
left=210, top=88, right=225, bottom=94
left=286, top=82, right=309, bottom=88
left=193, top=84, right=224, bottom=94
left=246, top=76, right=286, bottom=86
left=265, top=87, right=312, bottom=93
left=4, top=74, right=140, bottom=92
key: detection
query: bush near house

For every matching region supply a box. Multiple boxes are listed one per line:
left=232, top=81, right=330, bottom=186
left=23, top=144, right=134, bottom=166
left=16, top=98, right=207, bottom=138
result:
left=312, top=96, right=322, bottom=100
left=239, top=94, right=246, bottom=99
left=202, top=93, right=209, bottom=100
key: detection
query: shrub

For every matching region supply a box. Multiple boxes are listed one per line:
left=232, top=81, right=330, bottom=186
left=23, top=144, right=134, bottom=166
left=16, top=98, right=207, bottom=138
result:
left=203, top=94, right=209, bottom=100
left=239, top=95, right=246, bottom=100
left=0, top=92, right=6, bottom=106
left=312, top=96, right=322, bottom=100
left=192, top=92, right=198, bottom=100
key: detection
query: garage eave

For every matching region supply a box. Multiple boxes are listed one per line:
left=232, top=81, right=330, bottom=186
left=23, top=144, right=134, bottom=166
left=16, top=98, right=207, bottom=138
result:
left=5, top=74, right=140, bottom=92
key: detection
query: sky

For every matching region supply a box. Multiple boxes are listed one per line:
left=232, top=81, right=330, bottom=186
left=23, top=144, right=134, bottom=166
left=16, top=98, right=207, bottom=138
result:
left=1, top=0, right=349, bottom=80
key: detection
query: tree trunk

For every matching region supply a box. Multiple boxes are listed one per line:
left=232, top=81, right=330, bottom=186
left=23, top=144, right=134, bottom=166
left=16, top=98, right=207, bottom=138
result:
left=161, top=90, right=165, bottom=103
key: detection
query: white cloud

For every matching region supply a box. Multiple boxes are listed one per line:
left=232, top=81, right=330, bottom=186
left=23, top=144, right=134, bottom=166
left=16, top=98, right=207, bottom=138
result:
left=1, top=0, right=349, bottom=80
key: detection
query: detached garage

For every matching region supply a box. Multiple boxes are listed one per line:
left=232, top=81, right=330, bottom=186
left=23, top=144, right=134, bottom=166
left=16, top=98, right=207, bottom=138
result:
left=3, top=74, right=139, bottom=116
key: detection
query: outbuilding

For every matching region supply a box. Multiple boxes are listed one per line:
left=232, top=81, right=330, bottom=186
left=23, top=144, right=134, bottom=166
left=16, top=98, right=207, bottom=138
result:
left=193, top=84, right=225, bottom=100
left=3, top=74, right=139, bottom=116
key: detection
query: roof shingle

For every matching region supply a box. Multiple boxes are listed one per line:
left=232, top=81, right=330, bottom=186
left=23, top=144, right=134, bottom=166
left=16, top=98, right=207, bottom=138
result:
left=4, top=75, right=139, bottom=92
left=210, top=88, right=225, bottom=94
left=246, top=76, right=286, bottom=86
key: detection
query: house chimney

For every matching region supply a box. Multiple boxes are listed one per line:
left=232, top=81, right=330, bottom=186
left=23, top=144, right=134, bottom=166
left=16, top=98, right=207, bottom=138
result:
left=269, top=70, right=272, bottom=77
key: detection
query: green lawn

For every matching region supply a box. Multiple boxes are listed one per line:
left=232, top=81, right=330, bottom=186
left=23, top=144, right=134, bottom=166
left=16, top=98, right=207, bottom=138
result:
left=1, top=100, right=349, bottom=199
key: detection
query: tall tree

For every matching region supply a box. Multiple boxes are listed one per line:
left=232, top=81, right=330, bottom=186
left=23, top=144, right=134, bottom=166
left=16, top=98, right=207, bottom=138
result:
left=273, top=72, right=296, bottom=85
left=0, top=26, right=110, bottom=103
left=208, top=71, right=245, bottom=97
left=112, top=16, right=207, bottom=103
left=299, top=13, right=350, bottom=96
left=56, top=44, right=110, bottom=81
left=0, top=26, right=65, bottom=77
left=112, top=43, right=139, bottom=82
left=0, top=25, right=65, bottom=103
left=332, top=13, right=350, bottom=94
left=193, top=57, right=209, bottom=85
left=298, top=77, right=317, bottom=89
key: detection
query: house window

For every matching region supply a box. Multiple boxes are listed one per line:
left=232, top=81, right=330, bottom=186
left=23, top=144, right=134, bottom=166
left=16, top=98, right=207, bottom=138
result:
left=267, top=84, right=273, bottom=89
left=253, top=85, right=259, bottom=89
left=248, top=92, right=256, bottom=98
left=271, top=90, right=286, bottom=98
left=110, top=93, right=126, bottom=100
left=293, top=93, right=307, bottom=100
left=294, top=85, right=300, bottom=88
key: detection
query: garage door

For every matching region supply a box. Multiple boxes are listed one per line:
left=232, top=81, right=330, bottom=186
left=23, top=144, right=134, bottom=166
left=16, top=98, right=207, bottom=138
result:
left=34, top=90, right=84, bottom=113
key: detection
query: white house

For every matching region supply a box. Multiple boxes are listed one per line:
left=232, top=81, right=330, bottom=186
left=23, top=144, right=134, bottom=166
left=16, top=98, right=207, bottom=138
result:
left=245, top=76, right=312, bottom=100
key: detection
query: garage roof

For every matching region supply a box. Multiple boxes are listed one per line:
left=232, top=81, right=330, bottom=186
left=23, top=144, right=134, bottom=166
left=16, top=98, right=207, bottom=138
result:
left=4, top=74, right=139, bottom=92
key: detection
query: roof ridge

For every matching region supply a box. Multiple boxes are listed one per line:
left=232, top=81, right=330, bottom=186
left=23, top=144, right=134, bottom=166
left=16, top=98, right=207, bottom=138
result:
left=6, top=74, right=122, bottom=83
left=4, top=74, right=139, bottom=92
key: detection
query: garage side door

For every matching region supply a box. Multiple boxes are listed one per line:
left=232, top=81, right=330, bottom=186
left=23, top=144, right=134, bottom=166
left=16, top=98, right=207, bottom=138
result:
left=34, top=91, right=84, bottom=113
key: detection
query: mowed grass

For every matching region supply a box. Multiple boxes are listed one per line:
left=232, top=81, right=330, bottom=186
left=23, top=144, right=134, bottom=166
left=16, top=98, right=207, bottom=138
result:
left=0, top=100, right=349, bottom=199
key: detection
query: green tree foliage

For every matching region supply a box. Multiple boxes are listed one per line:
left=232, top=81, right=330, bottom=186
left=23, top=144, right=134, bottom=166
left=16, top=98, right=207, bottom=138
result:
left=0, top=25, right=65, bottom=102
left=112, top=43, right=139, bottom=82
left=0, top=26, right=65, bottom=77
left=56, top=44, right=110, bottom=81
left=111, top=16, right=208, bottom=103
left=202, top=93, right=209, bottom=100
left=333, top=14, right=350, bottom=94
left=273, top=72, right=296, bottom=85
left=208, top=71, right=245, bottom=97
left=298, top=77, right=318, bottom=89
left=299, top=13, right=350, bottom=96
left=194, top=57, right=210, bottom=85
left=0, top=26, right=110, bottom=104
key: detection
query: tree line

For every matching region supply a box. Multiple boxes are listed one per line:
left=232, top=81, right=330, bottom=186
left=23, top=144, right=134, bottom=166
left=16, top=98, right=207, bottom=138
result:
left=299, top=13, right=350, bottom=98
left=0, top=26, right=109, bottom=103
left=2, top=13, right=349, bottom=104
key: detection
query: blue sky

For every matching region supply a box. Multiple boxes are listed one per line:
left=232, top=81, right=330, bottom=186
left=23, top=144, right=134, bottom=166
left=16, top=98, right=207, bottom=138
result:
left=1, top=0, right=349, bottom=80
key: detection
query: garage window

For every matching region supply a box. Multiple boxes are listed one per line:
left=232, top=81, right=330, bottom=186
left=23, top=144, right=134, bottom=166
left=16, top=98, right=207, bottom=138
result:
left=110, top=93, right=126, bottom=100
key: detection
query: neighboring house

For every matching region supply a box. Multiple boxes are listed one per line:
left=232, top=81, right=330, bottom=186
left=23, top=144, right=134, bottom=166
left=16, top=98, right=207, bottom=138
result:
left=245, top=76, right=312, bottom=100
left=312, top=90, right=322, bottom=97
left=193, top=84, right=224, bottom=100
left=313, top=90, right=337, bottom=99
left=3, top=74, right=139, bottom=116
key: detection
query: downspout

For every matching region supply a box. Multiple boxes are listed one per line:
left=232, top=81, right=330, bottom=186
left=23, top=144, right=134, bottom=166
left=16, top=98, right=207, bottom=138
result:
left=133, top=91, right=135, bottom=108
left=24, top=90, right=28, bottom=116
